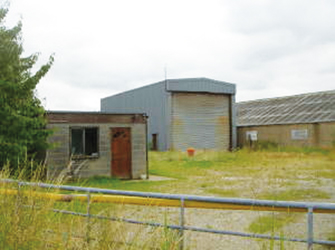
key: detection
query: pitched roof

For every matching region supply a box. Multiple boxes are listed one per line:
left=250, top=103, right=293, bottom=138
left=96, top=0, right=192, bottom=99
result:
left=101, top=77, right=236, bottom=101
left=237, top=90, right=335, bottom=126
left=165, top=77, right=236, bottom=94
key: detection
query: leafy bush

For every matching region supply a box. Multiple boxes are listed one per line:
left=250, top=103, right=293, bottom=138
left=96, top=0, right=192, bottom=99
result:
left=0, top=5, right=54, bottom=173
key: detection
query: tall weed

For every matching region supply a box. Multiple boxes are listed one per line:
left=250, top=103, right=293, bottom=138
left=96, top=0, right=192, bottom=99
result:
left=0, top=164, right=181, bottom=249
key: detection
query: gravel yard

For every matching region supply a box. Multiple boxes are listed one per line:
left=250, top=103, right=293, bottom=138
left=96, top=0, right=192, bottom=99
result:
left=76, top=149, right=335, bottom=249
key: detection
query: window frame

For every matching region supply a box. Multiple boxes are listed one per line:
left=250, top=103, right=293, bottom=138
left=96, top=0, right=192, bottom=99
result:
left=246, top=130, right=258, bottom=141
left=291, top=129, right=308, bottom=140
left=70, top=126, right=99, bottom=158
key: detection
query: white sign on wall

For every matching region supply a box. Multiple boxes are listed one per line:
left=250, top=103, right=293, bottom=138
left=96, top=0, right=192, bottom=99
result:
left=246, top=131, right=258, bottom=141
left=291, top=129, right=308, bottom=140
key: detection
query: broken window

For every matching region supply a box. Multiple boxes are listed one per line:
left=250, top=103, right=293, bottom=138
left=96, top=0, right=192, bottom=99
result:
left=71, top=127, right=98, bottom=156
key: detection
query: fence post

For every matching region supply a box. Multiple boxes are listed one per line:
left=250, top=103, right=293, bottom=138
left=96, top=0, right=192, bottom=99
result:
left=15, top=182, right=22, bottom=215
left=179, top=198, right=185, bottom=250
left=307, top=207, right=313, bottom=250
left=86, top=192, right=91, bottom=244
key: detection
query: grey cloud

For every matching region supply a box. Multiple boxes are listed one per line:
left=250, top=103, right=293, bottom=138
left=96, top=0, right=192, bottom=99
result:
left=9, top=0, right=335, bottom=110
left=224, top=0, right=335, bottom=59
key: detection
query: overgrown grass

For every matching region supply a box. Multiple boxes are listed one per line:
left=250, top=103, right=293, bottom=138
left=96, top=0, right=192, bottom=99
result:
left=69, top=148, right=335, bottom=200
left=260, top=188, right=331, bottom=201
left=206, top=187, right=239, bottom=197
left=1, top=147, right=334, bottom=249
left=253, top=141, right=333, bottom=155
left=248, top=213, right=297, bottom=234
left=69, top=148, right=335, bottom=249
left=328, top=229, right=335, bottom=244
left=73, top=175, right=178, bottom=193
left=0, top=166, right=182, bottom=249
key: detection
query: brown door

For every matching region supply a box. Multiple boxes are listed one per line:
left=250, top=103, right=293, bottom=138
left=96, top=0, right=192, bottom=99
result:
left=111, top=128, right=132, bottom=179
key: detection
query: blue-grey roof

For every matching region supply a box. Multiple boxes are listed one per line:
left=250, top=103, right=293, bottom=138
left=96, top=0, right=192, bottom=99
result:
left=237, top=90, right=335, bottom=126
left=165, top=77, right=236, bottom=94
left=102, top=77, right=236, bottom=100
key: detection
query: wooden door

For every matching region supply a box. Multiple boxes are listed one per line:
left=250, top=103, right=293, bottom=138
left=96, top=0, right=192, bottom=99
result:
left=111, top=128, right=132, bottom=179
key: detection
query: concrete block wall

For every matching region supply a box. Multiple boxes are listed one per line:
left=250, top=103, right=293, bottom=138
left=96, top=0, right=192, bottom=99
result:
left=46, top=124, right=70, bottom=179
left=46, top=121, right=147, bottom=179
left=131, top=124, right=147, bottom=178
left=237, top=122, right=335, bottom=148
left=318, top=122, right=335, bottom=147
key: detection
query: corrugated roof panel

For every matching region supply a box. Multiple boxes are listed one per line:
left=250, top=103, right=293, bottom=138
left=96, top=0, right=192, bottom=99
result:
left=237, top=90, right=335, bottom=126
left=166, top=78, right=236, bottom=94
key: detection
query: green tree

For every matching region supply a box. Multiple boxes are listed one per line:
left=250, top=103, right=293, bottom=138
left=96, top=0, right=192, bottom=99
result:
left=0, top=6, right=54, bottom=171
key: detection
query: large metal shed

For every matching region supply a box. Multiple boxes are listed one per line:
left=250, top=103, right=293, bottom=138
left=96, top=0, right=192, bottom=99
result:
left=46, top=111, right=148, bottom=180
left=237, top=90, right=335, bottom=148
left=101, top=78, right=236, bottom=151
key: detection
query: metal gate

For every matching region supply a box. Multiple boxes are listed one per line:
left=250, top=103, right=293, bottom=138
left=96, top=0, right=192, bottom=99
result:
left=1, top=179, right=335, bottom=250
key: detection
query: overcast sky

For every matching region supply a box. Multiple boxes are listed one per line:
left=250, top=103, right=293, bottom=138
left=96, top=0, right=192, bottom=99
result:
left=3, top=0, right=335, bottom=111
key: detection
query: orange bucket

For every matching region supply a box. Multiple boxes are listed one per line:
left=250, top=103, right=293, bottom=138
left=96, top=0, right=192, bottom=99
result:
left=187, top=147, right=195, bottom=157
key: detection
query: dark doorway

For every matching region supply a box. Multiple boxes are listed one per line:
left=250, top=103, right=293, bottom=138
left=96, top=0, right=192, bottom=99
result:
left=111, top=128, right=132, bottom=179
left=152, top=133, right=158, bottom=151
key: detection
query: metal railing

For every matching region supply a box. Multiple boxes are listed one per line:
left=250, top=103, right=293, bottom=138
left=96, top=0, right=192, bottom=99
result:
left=1, top=178, right=335, bottom=249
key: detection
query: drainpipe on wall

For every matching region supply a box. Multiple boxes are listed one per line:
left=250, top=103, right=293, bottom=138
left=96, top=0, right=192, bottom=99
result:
left=230, top=94, right=237, bottom=151
left=145, top=114, right=149, bottom=179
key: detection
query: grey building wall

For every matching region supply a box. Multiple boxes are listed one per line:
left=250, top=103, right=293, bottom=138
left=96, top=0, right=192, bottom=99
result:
left=101, top=78, right=237, bottom=151
left=101, top=81, right=169, bottom=151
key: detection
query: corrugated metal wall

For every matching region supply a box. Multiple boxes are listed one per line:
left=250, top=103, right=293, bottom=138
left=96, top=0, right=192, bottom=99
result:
left=171, top=92, right=231, bottom=151
left=101, top=78, right=237, bottom=151
left=101, top=82, right=169, bottom=151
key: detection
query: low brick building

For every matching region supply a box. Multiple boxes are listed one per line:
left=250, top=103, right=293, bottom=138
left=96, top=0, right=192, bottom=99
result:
left=46, top=111, right=148, bottom=180
left=237, top=90, right=335, bottom=148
